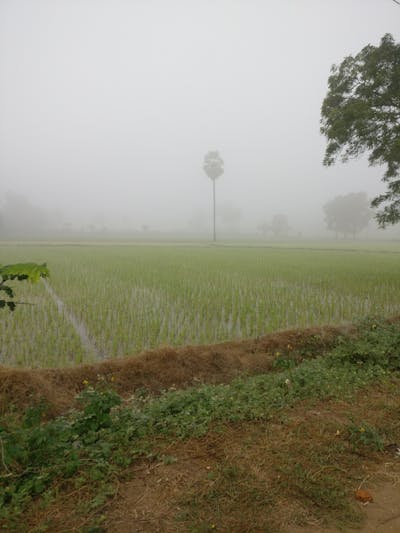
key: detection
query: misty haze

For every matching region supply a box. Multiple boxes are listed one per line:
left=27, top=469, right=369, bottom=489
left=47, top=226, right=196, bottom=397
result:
left=0, top=0, right=399, bottom=238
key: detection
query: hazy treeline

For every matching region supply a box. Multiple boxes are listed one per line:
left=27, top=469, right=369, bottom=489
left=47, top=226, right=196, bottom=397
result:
left=1, top=189, right=399, bottom=240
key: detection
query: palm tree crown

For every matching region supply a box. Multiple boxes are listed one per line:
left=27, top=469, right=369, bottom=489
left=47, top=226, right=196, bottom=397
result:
left=203, top=151, right=224, bottom=181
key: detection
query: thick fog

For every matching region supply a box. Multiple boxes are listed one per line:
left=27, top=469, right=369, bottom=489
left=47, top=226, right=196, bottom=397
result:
left=0, top=0, right=399, bottom=237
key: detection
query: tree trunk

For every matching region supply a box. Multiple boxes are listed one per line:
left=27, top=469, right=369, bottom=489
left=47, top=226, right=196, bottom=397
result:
left=213, top=179, right=216, bottom=242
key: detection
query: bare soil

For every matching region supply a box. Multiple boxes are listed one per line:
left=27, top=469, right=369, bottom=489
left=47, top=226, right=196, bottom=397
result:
left=288, top=477, right=400, bottom=533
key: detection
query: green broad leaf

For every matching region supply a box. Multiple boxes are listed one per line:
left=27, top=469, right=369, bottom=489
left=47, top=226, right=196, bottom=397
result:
left=0, top=285, right=14, bottom=297
left=0, top=300, right=16, bottom=311
left=0, top=263, right=49, bottom=283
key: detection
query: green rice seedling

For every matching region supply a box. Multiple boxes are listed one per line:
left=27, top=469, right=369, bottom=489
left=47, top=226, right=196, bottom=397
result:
left=0, top=242, right=399, bottom=367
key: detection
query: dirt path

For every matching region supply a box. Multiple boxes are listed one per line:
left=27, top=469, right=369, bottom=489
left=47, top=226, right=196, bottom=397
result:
left=288, top=473, right=400, bottom=533
left=361, top=483, right=400, bottom=533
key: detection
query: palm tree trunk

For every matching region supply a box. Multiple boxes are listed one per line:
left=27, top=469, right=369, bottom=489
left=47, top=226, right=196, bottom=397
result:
left=213, top=179, right=216, bottom=242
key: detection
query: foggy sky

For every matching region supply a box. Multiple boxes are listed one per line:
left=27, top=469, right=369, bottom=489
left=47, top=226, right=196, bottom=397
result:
left=0, top=0, right=399, bottom=234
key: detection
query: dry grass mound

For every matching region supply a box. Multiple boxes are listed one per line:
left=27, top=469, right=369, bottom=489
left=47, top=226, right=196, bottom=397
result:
left=0, top=324, right=350, bottom=416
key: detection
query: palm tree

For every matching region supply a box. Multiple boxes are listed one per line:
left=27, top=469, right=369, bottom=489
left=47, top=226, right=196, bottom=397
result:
left=203, top=151, right=224, bottom=242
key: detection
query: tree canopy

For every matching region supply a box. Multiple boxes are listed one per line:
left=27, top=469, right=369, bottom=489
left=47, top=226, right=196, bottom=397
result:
left=321, top=33, right=400, bottom=226
left=323, top=192, right=372, bottom=238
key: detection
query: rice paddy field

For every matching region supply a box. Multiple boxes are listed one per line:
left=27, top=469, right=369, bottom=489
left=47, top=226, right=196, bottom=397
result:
left=1, top=240, right=400, bottom=368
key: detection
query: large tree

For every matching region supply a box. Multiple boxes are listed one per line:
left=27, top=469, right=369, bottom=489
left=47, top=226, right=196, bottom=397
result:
left=323, top=192, right=372, bottom=239
left=203, top=151, right=224, bottom=242
left=321, top=33, right=400, bottom=227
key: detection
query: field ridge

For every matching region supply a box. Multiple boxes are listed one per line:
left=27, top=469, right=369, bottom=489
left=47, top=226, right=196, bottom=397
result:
left=0, top=322, right=349, bottom=416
